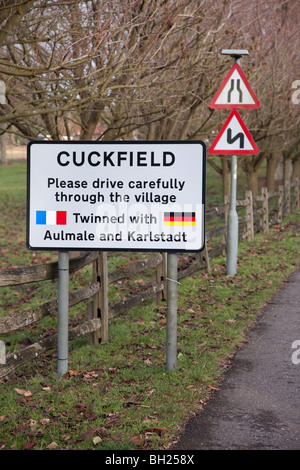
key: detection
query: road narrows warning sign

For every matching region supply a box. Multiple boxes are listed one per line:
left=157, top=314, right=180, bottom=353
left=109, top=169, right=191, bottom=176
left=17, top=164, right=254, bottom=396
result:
left=27, top=140, right=206, bottom=252
left=209, top=63, right=260, bottom=109
left=209, top=110, right=259, bottom=155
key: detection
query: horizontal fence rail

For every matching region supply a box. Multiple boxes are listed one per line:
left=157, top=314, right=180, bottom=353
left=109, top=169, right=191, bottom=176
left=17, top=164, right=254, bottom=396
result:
left=0, top=178, right=299, bottom=378
left=0, top=251, right=99, bottom=287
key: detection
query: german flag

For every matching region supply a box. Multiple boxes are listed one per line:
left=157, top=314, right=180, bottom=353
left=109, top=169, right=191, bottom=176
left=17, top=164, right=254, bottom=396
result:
left=164, top=212, right=195, bottom=226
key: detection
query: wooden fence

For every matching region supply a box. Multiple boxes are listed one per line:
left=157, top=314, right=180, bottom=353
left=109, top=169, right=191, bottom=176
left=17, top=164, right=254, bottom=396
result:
left=0, top=178, right=299, bottom=378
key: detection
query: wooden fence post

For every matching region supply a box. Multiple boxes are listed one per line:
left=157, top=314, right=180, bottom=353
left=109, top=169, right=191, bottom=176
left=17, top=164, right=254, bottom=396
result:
left=153, top=253, right=167, bottom=303
left=196, top=243, right=211, bottom=273
left=278, top=185, right=283, bottom=223
left=262, top=187, right=269, bottom=234
left=284, top=181, right=291, bottom=217
left=294, top=177, right=299, bottom=210
left=203, top=244, right=211, bottom=273
left=245, top=190, right=254, bottom=241
left=92, top=252, right=108, bottom=343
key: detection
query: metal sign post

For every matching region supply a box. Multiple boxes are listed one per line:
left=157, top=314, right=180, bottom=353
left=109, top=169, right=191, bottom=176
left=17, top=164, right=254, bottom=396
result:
left=225, top=53, right=242, bottom=276
left=227, top=153, right=238, bottom=275
left=166, top=253, right=178, bottom=372
left=57, top=250, right=69, bottom=378
left=209, top=49, right=260, bottom=275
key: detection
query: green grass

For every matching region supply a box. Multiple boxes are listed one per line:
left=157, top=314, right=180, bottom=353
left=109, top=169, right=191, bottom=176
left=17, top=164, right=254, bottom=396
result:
left=0, top=160, right=299, bottom=450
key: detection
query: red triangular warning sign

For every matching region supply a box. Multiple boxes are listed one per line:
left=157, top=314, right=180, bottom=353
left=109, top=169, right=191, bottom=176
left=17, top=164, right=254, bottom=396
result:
left=209, top=64, right=260, bottom=109
left=209, top=110, right=259, bottom=155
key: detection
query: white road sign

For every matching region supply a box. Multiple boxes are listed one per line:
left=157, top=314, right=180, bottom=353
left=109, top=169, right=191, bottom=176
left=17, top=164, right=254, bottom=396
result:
left=27, top=141, right=206, bottom=252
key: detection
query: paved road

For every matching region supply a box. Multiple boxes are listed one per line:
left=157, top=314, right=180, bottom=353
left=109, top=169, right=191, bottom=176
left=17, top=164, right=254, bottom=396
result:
left=173, top=268, right=300, bottom=450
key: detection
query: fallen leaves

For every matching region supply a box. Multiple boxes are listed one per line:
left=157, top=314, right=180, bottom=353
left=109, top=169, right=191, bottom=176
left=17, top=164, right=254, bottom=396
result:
left=22, top=437, right=37, bottom=450
left=130, top=435, right=144, bottom=446
left=46, top=442, right=59, bottom=449
left=105, top=413, right=122, bottom=426
left=144, top=426, right=168, bottom=436
left=14, top=388, right=32, bottom=397
left=93, top=436, right=102, bottom=446
left=208, top=385, right=219, bottom=391
left=130, top=426, right=169, bottom=448
left=40, top=418, right=50, bottom=425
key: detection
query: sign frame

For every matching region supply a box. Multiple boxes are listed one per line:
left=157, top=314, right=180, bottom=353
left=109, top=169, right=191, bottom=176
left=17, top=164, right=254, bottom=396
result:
left=27, top=140, right=206, bottom=254
left=209, top=63, right=260, bottom=109
left=209, top=110, right=259, bottom=155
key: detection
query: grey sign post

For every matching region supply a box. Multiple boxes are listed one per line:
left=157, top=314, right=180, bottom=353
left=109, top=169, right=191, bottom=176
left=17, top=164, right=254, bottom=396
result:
left=209, top=50, right=260, bottom=275
left=226, top=152, right=238, bottom=275
left=222, top=51, right=246, bottom=276
left=57, top=251, right=69, bottom=378
left=166, top=253, right=178, bottom=372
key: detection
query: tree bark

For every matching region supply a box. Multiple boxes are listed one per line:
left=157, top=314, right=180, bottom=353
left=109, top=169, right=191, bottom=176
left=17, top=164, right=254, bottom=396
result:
left=0, top=134, right=7, bottom=164
left=222, top=159, right=231, bottom=202
left=283, top=151, right=292, bottom=187
left=292, top=154, right=300, bottom=181
left=267, top=153, right=279, bottom=192
left=244, top=160, right=259, bottom=197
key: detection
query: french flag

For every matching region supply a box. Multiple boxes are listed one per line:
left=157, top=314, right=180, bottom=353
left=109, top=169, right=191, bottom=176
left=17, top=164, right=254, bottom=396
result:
left=36, top=211, right=67, bottom=225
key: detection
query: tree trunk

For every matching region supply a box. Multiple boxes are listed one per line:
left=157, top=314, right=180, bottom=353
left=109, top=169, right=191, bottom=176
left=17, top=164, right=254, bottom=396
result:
left=0, top=134, right=7, bottom=164
left=283, top=151, right=292, bottom=187
left=243, top=159, right=259, bottom=197
left=249, top=168, right=259, bottom=197
left=267, top=153, right=279, bottom=192
left=222, top=159, right=231, bottom=202
left=292, top=154, right=300, bottom=181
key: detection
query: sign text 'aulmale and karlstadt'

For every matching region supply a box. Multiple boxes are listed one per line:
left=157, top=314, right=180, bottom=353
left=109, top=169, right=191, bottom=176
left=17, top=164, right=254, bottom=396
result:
left=27, top=141, right=206, bottom=252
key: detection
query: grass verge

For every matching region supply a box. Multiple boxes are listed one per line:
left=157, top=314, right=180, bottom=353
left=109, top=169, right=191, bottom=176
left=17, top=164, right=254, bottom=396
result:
left=0, top=161, right=299, bottom=450
left=0, top=216, right=299, bottom=450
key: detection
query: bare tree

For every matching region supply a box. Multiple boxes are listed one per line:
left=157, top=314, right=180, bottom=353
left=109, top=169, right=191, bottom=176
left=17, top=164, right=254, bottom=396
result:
left=235, top=0, right=300, bottom=194
left=204, top=0, right=300, bottom=196
left=0, top=1, right=235, bottom=141
left=1, top=0, right=299, bottom=201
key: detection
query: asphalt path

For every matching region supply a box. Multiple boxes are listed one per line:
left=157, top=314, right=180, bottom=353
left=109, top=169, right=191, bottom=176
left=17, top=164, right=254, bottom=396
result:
left=173, top=267, right=300, bottom=450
